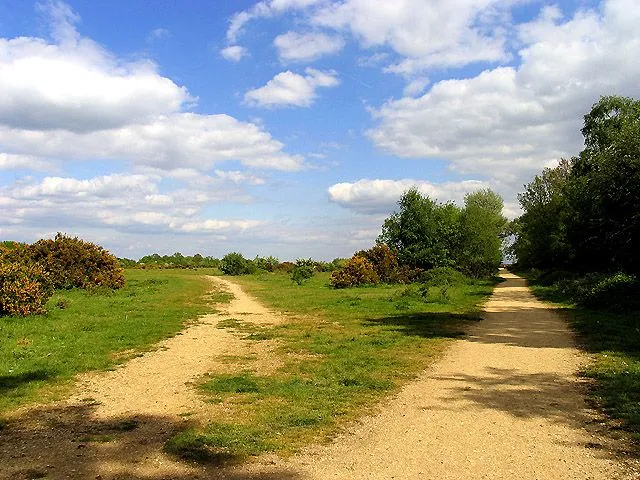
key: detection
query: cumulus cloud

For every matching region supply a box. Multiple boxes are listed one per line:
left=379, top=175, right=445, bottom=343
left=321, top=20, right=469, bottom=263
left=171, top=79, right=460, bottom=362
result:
left=245, top=68, right=339, bottom=107
left=0, top=113, right=304, bottom=171
left=0, top=2, right=302, bottom=172
left=368, top=0, right=640, bottom=184
left=226, top=0, right=325, bottom=43
left=274, top=31, right=344, bottom=62
left=0, top=172, right=265, bottom=236
left=328, top=178, right=489, bottom=215
left=0, top=153, right=55, bottom=172
left=220, top=45, right=249, bottom=61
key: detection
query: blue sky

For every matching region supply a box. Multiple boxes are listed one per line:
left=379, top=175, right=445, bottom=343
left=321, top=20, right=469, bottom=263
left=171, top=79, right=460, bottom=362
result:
left=1, top=0, right=638, bottom=260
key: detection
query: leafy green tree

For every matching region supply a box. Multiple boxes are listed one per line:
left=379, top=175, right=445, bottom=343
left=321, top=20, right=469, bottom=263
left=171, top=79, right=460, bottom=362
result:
left=512, top=159, right=572, bottom=269
left=565, top=95, right=640, bottom=273
left=378, top=189, right=460, bottom=270
left=220, top=252, right=253, bottom=275
left=457, top=189, right=508, bottom=277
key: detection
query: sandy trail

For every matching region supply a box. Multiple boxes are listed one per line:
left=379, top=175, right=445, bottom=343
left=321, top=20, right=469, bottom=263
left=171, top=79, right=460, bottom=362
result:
left=229, top=271, right=636, bottom=479
left=0, top=272, right=636, bottom=479
left=0, top=276, right=282, bottom=480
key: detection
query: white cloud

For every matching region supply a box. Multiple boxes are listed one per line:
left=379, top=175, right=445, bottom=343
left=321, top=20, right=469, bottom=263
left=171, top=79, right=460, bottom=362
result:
left=226, top=0, right=325, bottom=43
left=244, top=68, right=339, bottom=107
left=274, top=31, right=344, bottom=62
left=0, top=2, right=302, bottom=172
left=0, top=13, right=191, bottom=133
left=311, top=0, right=512, bottom=74
left=0, top=113, right=304, bottom=171
left=0, top=153, right=55, bottom=171
left=0, top=172, right=266, bottom=236
left=220, top=45, right=249, bottom=61
left=368, top=0, right=640, bottom=185
left=328, top=178, right=489, bottom=215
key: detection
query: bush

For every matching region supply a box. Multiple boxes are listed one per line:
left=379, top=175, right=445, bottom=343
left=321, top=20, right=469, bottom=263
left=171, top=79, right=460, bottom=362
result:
left=291, top=258, right=315, bottom=285
left=254, top=256, right=279, bottom=272
left=0, top=263, right=53, bottom=316
left=559, top=273, right=640, bottom=311
left=220, top=252, right=254, bottom=276
left=28, top=234, right=124, bottom=290
left=420, top=267, right=467, bottom=287
left=355, top=244, right=399, bottom=282
left=274, top=261, right=295, bottom=273
left=330, top=256, right=380, bottom=288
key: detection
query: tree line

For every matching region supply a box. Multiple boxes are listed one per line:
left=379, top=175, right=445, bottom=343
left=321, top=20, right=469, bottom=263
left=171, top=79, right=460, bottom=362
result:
left=511, top=95, right=639, bottom=310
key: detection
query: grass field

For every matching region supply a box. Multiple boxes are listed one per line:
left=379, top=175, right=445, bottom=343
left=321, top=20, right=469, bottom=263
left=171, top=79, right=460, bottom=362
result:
left=524, top=274, right=640, bottom=441
left=167, top=271, right=498, bottom=462
left=0, top=268, right=217, bottom=413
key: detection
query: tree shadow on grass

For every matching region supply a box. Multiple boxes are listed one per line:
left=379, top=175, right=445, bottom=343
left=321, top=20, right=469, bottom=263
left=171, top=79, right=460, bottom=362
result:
left=0, top=369, right=53, bottom=395
left=364, top=311, right=481, bottom=339
left=0, top=402, right=304, bottom=480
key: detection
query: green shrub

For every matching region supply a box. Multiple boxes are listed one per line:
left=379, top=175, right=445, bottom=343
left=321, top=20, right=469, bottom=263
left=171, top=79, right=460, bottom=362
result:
left=420, top=267, right=467, bottom=287
left=291, top=259, right=315, bottom=285
left=220, top=252, right=254, bottom=276
left=330, top=256, right=380, bottom=288
left=28, top=233, right=124, bottom=290
left=0, top=263, right=53, bottom=316
left=253, top=256, right=279, bottom=272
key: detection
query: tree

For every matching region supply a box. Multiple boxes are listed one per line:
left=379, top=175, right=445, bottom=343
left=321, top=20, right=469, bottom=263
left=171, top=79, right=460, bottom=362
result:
left=566, top=95, right=640, bottom=273
left=378, top=189, right=460, bottom=270
left=457, top=189, right=508, bottom=277
left=513, top=159, right=572, bottom=269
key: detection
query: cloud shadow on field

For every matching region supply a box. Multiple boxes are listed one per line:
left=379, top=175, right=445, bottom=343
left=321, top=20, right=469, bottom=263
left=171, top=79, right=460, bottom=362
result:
left=0, top=402, right=303, bottom=480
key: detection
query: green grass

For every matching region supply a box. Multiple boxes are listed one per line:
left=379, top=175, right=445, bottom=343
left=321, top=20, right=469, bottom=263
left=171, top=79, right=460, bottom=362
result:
left=0, top=269, right=220, bottom=413
left=169, top=272, right=497, bottom=462
left=522, top=270, right=640, bottom=440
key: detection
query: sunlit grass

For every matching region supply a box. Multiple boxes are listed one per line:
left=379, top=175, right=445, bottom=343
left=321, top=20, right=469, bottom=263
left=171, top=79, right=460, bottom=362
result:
left=168, top=271, right=497, bottom=462
left=0, top=269, right=219, bottom=412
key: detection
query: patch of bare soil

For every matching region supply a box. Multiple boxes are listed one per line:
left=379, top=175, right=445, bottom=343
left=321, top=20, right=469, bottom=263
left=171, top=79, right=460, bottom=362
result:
left=0, top=276, right=283, bottom=480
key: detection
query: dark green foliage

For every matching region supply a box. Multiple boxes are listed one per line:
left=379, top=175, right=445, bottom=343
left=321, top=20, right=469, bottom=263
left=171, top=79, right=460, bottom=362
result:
left=253, top=256, right=279, bottom=272
left=291, top=258, right=315, bottom=285
left=420, top=267, right=467, bottom=287
left=136, top=252, right=220, bottom=269
left=456, top=189, right=508, bottom=278
left=28, top=233, right=124, bottom=290
left=378, top=189, right=460, bottom=270
left=514, top=96, right=640, bottom=276
left=220, top=252, right=254, bottom=276
left=377, top=188, right=506, bottom=279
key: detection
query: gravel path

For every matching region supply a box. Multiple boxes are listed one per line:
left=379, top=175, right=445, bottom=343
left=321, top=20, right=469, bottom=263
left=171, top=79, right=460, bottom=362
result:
left=231, top=271, right=636, bottom=479
left=0, top=272, right=636, bottom=479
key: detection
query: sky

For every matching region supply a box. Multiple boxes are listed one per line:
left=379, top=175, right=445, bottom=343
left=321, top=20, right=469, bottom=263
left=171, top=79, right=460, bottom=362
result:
left=1, top=0, right=638, bottom=261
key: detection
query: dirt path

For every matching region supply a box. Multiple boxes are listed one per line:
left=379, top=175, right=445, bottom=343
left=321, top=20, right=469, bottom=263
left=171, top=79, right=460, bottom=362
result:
left=0, top=276, right=283, bottom=480
left=1, top=272, right=636, bottom=479
left=228, top=271, right=637, bottom=479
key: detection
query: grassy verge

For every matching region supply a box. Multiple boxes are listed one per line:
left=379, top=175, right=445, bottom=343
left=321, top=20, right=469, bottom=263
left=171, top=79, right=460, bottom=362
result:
left=166, top=272, right=497, bottom=463
left=519, top=269, right=640, bottom=441
left=0, top=268, right=218, bottom=413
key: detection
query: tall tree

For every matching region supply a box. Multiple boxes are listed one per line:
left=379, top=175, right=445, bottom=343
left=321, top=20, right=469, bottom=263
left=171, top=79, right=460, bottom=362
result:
left=513, top=159, right=572, bottom=269
left=378, top=188, right=460, bottom=270
left=566, top=96, right=640, bottom=273
left=457, top=189, right=508, bottom=277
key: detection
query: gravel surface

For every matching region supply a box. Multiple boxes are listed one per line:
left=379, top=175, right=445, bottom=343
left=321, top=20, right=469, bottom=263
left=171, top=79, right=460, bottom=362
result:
left=1, top=272, right=637, bottom=479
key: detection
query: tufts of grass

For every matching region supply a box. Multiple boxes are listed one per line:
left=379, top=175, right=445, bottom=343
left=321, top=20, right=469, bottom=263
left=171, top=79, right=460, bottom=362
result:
left=167, top=271, right=496, bottom=460
left=165, top=422, right=272, bottom=464
left=0, top=269, right=215, bottom=413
